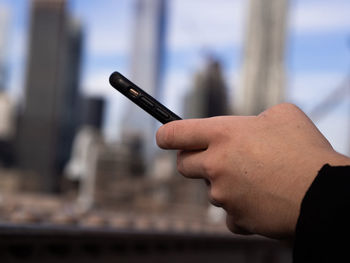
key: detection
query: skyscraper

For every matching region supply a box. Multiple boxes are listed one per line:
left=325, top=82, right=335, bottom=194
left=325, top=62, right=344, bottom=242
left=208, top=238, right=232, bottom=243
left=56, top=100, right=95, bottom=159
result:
left=121, top=0, right=167, bottom=166
left=130, top=0, right=167, bottom=99
left=185, top=58, right=229, bottom=119
left=17, top=0, right=83, bottom=192
left=236, top=0, right=288, bottom=115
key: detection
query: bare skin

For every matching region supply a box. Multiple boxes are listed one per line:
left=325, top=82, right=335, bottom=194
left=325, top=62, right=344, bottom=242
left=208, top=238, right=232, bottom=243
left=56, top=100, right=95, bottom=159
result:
left=156, top=103, right=350, bottom=239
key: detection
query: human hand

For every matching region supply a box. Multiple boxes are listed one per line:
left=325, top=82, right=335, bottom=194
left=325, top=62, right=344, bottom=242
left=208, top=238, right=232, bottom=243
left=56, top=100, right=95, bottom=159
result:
left=156, top=103, right=350, bottom=239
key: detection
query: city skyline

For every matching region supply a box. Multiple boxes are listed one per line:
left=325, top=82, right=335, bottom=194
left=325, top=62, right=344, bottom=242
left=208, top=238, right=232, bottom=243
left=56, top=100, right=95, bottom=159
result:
left=1, top=0, right=350, bottom=155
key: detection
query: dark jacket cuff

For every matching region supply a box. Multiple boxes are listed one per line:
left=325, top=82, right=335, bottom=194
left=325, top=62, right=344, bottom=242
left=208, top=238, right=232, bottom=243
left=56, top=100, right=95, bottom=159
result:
left=293, top=164, right=350, bottom=262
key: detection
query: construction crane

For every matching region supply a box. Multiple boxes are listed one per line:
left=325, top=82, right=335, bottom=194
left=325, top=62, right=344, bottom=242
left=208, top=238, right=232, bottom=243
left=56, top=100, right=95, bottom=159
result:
left=308, top=74, right=350, bottom=122
left=307, top=71, right=350, bottom=155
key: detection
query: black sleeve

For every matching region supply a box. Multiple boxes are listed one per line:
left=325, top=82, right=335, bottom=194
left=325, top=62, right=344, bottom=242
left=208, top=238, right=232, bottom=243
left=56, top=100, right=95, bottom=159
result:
left=293, top=164, right=350, bottom=263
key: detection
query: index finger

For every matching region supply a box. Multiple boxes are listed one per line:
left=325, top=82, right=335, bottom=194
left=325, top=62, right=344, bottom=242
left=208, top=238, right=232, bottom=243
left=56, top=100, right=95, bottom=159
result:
left=156, top=119, right=211, bottom=150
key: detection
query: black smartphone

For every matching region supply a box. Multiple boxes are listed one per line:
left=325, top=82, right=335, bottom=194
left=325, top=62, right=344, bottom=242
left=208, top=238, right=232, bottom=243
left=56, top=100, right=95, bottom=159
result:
left=109, top=71, right=182, bottom=124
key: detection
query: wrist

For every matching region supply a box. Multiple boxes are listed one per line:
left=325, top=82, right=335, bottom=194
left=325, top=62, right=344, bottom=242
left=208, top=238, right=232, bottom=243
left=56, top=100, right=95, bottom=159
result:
left=291, top=150, right=350, bottom=234
left=326, top=151, right=350, bottom=167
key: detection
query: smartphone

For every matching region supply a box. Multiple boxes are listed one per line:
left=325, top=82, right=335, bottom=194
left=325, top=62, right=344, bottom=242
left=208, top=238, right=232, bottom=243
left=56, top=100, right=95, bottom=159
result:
left=109, top=71, right=182, bottom=124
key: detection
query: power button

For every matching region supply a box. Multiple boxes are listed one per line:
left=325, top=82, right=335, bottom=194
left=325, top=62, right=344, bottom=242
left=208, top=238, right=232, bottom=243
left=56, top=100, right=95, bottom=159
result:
left=155, top=107, right=169, bottom=119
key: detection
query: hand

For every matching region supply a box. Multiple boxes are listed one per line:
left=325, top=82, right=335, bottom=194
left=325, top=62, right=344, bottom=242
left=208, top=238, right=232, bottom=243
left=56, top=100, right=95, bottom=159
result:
left=156, top=103, right=350, bottom=239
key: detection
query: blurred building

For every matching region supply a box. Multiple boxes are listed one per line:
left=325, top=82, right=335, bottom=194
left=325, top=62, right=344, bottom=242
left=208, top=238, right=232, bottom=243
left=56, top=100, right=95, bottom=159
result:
left=0, top=92, right=14, bottom=141
left=64, top=96, right=105, bottom=210
left=65, top=96, right=106, bottom=184
left=80, top=96, right=105, bottom=130
left=16, top=0, right=83, bottom=192
left=0, top=93, right=15, bottom=168
left=0, top=4, right=9, bottom=91
left=0, top=4, right=15, bottom=168
left=122, top=0, right=167, bottom=167
left=236, top=0, right=288, bottom=115
left=185, top=58, right=229, bottom=118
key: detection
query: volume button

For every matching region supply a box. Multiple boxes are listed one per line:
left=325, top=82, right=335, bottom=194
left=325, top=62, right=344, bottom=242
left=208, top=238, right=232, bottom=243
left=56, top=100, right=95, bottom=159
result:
left=140, top=96, right=154, bottom=108
left=155, top=107, right=170, bottom=119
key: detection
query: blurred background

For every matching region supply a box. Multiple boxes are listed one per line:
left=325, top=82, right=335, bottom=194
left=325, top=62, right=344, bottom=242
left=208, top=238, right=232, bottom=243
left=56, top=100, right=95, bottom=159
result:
left=0, top=0, right=349, bottom=261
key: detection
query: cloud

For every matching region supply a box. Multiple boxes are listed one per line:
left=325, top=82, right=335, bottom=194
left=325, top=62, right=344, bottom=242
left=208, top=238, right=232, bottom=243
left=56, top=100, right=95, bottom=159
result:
left=290, top=0, right=350, bottom=34
left=167, top=0, right=246, bottom=52
left=83, top=0, right=247, bottom=56
left=86, top=27, right=132, bottom=57
left=73, top=0, right=134, bottom=57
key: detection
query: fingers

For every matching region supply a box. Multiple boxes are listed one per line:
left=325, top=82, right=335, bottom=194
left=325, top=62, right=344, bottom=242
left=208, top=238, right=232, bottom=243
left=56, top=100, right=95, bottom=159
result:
left=156, top=119, right=211, bottom=150
left=177, top=150, right=223, bottom=207
left=176, top=150, right=209, bottom=179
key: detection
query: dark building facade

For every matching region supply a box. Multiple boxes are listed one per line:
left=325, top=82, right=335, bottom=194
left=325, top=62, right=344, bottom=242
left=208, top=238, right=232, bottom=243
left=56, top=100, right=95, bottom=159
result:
left=185, top=58, right=229, bottom=119
left=80, top=97, right=105, bottom=130
left=17, top=0, right=82, bottom=192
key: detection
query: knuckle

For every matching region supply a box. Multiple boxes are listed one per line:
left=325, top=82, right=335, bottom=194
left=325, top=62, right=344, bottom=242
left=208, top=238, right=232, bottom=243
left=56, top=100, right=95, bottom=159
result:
left=209, top=187, right=225, bottom=207
left=202, top=154, right=221, bottom=180
left=202, top=157, right=215, bottom=178
left=209, top=117, right=229, bottom=138
left=258, top=103, right=301, bottom=120
left=211, top=126, right=225, bottom=140
left=226, top=221, right=249, bottom=235
left=272, top=103, right=300, bottom=114
left=277, top=102, right=300, bottom=112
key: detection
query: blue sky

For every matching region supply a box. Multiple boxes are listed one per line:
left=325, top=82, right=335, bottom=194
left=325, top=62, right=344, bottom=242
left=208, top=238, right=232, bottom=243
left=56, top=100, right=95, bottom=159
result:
left=1, top=0, right=350, bottom=155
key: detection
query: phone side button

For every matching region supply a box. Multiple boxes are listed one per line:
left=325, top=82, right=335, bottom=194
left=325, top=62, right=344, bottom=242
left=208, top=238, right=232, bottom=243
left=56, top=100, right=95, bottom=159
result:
left=155, top=107, right=170, bottom=119
left=140, top=96, right=154, bottom=108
